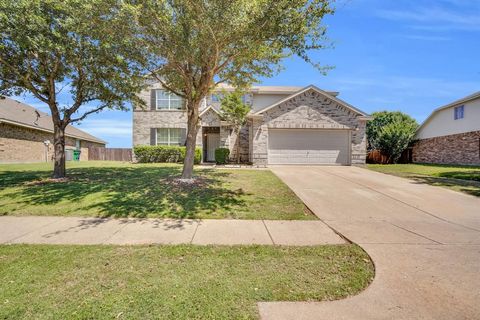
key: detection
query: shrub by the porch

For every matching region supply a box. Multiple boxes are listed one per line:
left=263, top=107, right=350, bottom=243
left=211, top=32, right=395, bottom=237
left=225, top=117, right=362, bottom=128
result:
left=134, top=146, right=201, bottom=164
left=215, top=148, right=230, bottom=164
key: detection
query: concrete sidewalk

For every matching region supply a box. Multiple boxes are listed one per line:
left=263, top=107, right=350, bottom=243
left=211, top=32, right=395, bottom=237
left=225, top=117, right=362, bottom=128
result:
left=0, top=216, right=345, bottom=246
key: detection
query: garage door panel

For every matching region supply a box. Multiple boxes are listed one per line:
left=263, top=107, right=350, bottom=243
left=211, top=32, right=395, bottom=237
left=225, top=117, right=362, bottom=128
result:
left=268, top=129, right=350, bottom=165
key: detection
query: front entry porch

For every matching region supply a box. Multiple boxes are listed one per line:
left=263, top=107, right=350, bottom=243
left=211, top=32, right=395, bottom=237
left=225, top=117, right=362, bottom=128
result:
left=202, top=126, right=220, bottom=162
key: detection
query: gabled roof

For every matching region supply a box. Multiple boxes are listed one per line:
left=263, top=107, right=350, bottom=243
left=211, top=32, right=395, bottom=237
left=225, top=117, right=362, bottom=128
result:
left=253, top=85, right=369, bottom=116
left=0, top=97, right=106, bottom=144
left=199, top=105, right=222, bottom=117
left=417, top=91, right=480, bottom=133
left=214, top=83, right=339, bottom=96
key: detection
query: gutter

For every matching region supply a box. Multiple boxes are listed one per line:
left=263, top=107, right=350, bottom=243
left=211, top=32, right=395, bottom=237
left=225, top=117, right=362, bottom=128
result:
left=0, top=118, right=106, bottom=145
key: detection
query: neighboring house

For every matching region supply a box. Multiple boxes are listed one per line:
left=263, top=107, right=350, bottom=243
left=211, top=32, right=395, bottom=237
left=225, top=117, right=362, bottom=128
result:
left=0, top=97, right=106, bottom=163
left=413, top=91, right=480, bottom=165
left=133, top=83, right=370, bottom=165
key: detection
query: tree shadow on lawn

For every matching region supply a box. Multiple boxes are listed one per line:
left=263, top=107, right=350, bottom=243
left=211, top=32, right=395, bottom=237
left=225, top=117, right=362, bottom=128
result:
left=0, top=166, right=248, bottom=218
left=436, top=170, right=480, bottom=182
left=409, top=174, right=480, bottom=197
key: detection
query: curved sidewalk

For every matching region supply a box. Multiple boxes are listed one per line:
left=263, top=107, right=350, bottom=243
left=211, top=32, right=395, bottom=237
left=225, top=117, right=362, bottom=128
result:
left=260, top=166, right=480, bottom=320
left=0, top=216, right=344, bottom=246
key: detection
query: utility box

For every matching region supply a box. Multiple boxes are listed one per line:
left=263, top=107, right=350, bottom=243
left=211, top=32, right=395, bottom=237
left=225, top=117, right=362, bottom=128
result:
left=73, top=150, right=81, bottom=161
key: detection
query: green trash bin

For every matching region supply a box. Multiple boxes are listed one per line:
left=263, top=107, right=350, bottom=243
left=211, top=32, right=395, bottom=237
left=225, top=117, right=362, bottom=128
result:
left=73, top=149, right=81, bottom=161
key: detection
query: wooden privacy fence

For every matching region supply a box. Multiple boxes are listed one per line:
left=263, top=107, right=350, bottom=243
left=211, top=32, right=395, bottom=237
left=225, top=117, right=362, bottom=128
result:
left=367, top=148, right=412, bottom=164
left=88, top=147, right=132, bottom=161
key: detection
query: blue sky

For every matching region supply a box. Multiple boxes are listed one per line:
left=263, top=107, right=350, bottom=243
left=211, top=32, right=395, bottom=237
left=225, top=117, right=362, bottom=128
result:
left=14, top=0, right=480, bottom=147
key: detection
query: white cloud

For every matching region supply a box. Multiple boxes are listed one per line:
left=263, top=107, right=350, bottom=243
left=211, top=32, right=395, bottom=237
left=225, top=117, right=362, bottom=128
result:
left=376, top=6, right=480, bottom=31
left=403, top=34, right=451, bottom=41
left=334, top=76, right=479, bottom=98
left=74, top=119, right=132, bottom=138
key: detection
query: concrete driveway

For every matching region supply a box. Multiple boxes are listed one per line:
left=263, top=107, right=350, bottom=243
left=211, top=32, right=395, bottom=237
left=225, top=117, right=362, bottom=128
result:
left=259, top=166, right=480, bottom=320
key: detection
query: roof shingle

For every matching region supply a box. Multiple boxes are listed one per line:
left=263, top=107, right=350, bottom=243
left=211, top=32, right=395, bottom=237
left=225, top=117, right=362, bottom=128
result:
left=0, top=97, right=106, bottom=144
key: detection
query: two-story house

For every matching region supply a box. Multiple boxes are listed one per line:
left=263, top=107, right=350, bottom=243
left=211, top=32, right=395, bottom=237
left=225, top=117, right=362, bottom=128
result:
left=413, top=91, right=480, bottom=165
left=133, top=82, right=370, bottom=166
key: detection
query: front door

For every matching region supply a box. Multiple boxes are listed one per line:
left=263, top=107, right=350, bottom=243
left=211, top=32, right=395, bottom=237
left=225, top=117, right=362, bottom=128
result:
left=207, top=133, right=220, bottom=162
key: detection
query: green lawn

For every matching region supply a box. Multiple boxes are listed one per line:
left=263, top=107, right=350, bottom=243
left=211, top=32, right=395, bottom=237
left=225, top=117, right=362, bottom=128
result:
left=368, top=163, right=480, bottom=197
left=0, top=161, right=314, bottom=220
left=0, top=244, right=373, bottom=320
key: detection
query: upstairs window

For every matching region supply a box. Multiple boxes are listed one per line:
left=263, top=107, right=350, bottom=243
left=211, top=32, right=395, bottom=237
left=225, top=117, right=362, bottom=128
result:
left=156, top=90, right=184, bottom=110
left=454, top=105, right=464, bottom=120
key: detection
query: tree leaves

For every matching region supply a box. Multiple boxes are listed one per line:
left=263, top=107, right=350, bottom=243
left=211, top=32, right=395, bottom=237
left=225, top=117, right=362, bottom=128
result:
left=367, top=111, right=418, bottom=163
left=0, top=0, right=146, bottom=124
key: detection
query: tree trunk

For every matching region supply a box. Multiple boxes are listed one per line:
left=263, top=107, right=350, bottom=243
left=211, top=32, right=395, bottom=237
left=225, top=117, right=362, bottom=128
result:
left=236, top=127, right=240, bottom=164
left=181, top=100, right=200, bottom=179
left=53, top=123, right=66, bottom=179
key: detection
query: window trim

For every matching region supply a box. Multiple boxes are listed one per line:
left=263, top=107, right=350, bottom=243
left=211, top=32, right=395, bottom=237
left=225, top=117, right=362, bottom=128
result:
left=155, top=128, right=183, bottom=146
left=155, top=89, right=184, bottom=111
left=454, top=105, right=464, bottom=120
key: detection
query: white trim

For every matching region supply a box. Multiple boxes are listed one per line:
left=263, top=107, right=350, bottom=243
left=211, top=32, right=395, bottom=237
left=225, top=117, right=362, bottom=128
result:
left=199, top=105, right=222, bottom=117
left=155, top=89, right=184, bottom=111
left=0, top=118, right=106, bottom=144
left=348, top=130, right=352, bottom=166
left=155, top=128, right=183, bottom=146
left=416, top=91, right=480, bottom=133
left=254, top=85, right=368, bottom=116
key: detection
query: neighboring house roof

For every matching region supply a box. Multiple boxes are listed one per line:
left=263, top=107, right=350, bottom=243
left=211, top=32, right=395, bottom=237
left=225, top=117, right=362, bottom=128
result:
left=416, top=91, right=480, bottom=134
left=253, top=85, right=370, bottom=117
left=0, top=97, right=106, bottom=144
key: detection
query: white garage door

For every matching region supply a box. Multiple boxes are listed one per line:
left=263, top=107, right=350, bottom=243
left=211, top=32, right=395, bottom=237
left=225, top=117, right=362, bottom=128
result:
left=268, top=129, right=350, bottom=165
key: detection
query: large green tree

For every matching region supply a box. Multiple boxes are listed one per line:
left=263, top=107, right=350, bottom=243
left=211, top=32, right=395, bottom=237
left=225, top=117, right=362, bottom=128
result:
left=133, top=0, right=334, bottom=179
left=0, top=0, right=145, bottom=178
left=367, top=111, right=418, bottom=164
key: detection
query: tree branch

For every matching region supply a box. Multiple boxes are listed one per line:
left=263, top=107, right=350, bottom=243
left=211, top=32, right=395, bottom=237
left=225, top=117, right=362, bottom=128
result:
left=152, top=73, right=186, bottom=98
left=0, top=55, right=50, bottom=104
left=69, top=104, right=108, bottom=123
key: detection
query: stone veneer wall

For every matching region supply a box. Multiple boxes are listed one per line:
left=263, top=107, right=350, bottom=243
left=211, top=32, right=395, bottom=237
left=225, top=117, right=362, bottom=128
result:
left=228, top=125, right=250, bottom=163
left=250, top=89, right=367, bottom=165
left=0, top=123, right=104, bottom=163
left=412, top=130, right=480, bottom=165
left=134, top=84, right=250, bottom=162
left=134, top=82, right=188, bottom=146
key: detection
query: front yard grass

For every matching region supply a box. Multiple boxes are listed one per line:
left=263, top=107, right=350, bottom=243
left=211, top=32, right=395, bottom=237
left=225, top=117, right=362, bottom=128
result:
left=367, top=163, right=480, bottom=196
left=0, top=244, right=373, bottom=320
left=0, top=161, right=314, bottom=220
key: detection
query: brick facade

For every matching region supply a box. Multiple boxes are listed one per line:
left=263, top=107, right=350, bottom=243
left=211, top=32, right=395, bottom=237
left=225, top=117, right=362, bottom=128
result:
left=249, top=89, right=367, bottom=165
left=134, top=86, right=368, bottom=165
left=133, top=85, right=242, bottom=161
left=412, top=130, right=480, bottom=165
left=0, top=123, right=104, bottom=163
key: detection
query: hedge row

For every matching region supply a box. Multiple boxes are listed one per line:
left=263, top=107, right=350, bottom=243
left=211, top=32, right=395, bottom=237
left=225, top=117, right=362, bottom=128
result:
left=134, top=145, right=202, bottom=164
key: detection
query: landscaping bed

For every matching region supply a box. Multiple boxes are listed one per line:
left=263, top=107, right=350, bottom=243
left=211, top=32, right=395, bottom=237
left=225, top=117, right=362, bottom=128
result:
left=0, top=162, right=314, bottom=220
left=0, top=244, right=373, bottom=319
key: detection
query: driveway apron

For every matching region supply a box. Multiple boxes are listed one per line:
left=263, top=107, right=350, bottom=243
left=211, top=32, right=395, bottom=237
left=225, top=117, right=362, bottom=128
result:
left=259, top=166, right=480, bottom=320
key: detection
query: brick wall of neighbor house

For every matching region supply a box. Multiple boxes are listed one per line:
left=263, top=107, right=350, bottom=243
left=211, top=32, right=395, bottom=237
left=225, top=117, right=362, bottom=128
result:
left=0, top=123, right=104, bottom=163
left=250, top=89, right=367, bottom=165
left=412, top=130, right=480, bottom=165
